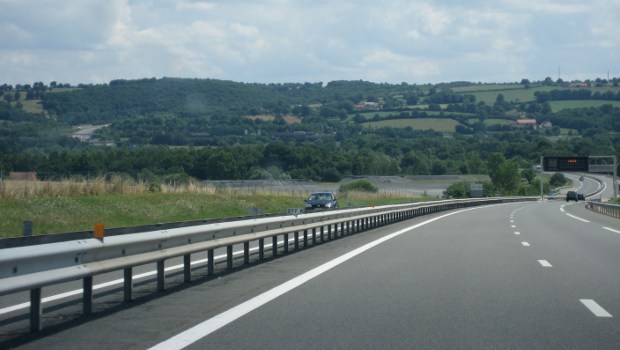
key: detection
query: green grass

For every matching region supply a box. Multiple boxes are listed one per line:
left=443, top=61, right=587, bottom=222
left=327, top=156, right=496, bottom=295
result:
left=485, top=118, right=515, bottom=126
left=455, top=84, right=620, bottom=105
left=548, top=100, right=620, bottom=112
left=363, top=118, right=461, bottom=132
left=451, top=84, right=525, bottom=93
left=0, top=191, right=420, bottom=238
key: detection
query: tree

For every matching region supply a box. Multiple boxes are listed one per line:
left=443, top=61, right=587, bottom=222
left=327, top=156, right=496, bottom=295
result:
left=521, top=167, right=536, bottom=184
left=492, top=160, right=520, bottom=193
left=549, top=172, right=567, bottom=187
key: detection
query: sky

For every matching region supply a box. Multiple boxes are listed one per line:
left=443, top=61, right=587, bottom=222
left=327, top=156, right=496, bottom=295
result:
left=1, top=0, right=619, bottom=86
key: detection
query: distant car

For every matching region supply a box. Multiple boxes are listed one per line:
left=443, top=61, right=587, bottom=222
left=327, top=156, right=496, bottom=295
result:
left=566, top=191, right=578, bottom=202
left=579, top=176, right=585, bottom=181
left=305, top=192, right=338, bottom=210
left=577, top=193, right=585, bottom=201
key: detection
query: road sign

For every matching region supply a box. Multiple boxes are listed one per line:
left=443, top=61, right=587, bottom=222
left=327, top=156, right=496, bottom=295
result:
left=287, top=208, right=305, bottom=215
left=542, top=156, right=589, bottom=172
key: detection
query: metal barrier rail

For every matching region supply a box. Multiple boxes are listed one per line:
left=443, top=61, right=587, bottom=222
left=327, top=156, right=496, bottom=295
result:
left=586, top=201, right=620, bottom=218
left=0, top=197, right=536, bottom=332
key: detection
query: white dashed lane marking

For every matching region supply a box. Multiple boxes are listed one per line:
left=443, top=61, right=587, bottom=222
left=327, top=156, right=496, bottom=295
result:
left=580, top=299, right=613, bottom=318
left=538, top=260, right=552, bottom=267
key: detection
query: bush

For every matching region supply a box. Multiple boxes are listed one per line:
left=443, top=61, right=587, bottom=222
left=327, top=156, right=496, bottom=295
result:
left=338, top=180, right=378, bottom=193
left=549, top=172, right=567, bottom=187
left=443, top=181, right=470, bottom=198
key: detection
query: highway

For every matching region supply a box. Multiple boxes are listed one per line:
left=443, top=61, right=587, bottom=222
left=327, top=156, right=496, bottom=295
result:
left=1, top=197, right=618, bottom=349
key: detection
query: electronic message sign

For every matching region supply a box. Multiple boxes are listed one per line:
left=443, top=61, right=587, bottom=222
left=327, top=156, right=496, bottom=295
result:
left=542, top=156, right=589, bottom=172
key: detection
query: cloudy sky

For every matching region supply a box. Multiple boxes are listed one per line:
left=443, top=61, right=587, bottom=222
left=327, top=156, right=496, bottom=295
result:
left=1, top=0, right=618, bottom=86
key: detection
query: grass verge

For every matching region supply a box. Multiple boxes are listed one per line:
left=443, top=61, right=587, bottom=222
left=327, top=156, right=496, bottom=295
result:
left=0, top=189, right=422, bottom=239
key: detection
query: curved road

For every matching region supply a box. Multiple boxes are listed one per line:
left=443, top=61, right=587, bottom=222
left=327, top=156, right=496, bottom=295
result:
left=3, top=199, right=618, bottom=349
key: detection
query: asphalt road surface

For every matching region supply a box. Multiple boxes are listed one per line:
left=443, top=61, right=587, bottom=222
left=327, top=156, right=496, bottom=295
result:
left=2, top=199, right=618, bottom=349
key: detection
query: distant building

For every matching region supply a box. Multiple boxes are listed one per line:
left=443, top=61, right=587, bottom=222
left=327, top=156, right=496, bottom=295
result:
left=539, top=120, right=553, bottom=128
left=354, top=102, right=381, bottom=111
left=515, top=119, right=537, bottom=128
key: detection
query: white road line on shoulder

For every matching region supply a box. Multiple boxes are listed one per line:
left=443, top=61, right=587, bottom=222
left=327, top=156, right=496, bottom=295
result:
left=560, top=206, right=565, bottom=213
left=603, top=227, right=620, bottom=234
left=521, top=242, right=530, bottom=247
left=580, top=299, right=613, bottom=318
left=565, top=213, right=590, bottom=223
left=511, top=225, right=516, bottom=228
left=514, top=231, right=521, bottom=235
left=148, top=206, right=487, bottom=350
left=538, top=260, right=552, bottom=267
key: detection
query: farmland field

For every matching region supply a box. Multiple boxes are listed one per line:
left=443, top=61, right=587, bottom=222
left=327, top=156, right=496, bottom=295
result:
left=363, top=118, right=461, bottom=132
left=451, top=84, right=524, bottom=93
left=459, top=86, right=558, bottom=104
left=454, top=84, right=620, bottom=105
left=485, top=118, right=515, bottom=126
left=548, top=100, right=620, bottom=112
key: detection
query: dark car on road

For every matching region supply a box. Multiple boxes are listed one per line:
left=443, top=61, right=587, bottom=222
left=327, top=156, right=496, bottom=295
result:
left=305, top=192, right=338, bottom=210
left=577, top=193, right=585, bottom=201
left=566, top=191, right=578, bottom=202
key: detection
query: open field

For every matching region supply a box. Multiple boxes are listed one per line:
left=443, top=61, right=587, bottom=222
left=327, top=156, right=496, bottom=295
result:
left=0, top=176, right=448, bottom=238
left=485, top=118, right=515, bottom=126
left=246, top=114, right=301, bottom=124
left=17, top=99, right=45, bottom=114
left=548, top=100, right=620, bottom=112
left=451, top=84, right=525, bottom=93
left=363, top=118, right=461, bottom=132
left=455, top=84, right=620, bottom=105
left=0, top=175, right=487, bottom=238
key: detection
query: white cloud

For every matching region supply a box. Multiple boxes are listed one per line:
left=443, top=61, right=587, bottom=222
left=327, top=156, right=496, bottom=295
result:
left=0, top=0, right=618, bottom=85
left=176, top=1, right=216, bottom=11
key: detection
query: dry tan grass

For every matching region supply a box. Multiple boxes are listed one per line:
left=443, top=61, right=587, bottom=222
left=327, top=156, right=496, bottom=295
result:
left=0, top=177, right=316, bottom=200
left=0, top=176, right=211, bottom=199
left=0, top=177, right=420, bottom=201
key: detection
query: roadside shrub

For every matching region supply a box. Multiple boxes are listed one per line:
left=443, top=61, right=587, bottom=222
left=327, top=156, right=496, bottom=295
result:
left=443, top=181, right=470, bottom=198
left=549, top=172, right=567, bottom=187
left=338, top=179, right=378, bottom=193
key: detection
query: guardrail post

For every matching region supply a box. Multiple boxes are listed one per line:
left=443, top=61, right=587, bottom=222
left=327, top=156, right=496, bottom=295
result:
left=244, top=242, right=250, bottom=264
left=157, top=260, right=165, bottom=291
left=284, top=233, right=289, bottom=253
left=207, top=250, right=214, bottom=275
left=227, top=245, right=234, bottom=270
left=328, top=225, right=332, bottom=240
left=30, top=288, right=42, bottom=332
left=183, top=255, right=191, bottom=283
left=294, top=231, right=299, bottom=250
left=124, top=267, right=133, bottom=302
left=272, top=236, right=278, bottom=257
left=259, top=239, right=265, bottom=261
left=303, top=229, right=308, bottom=247
left=312, top=228, right=317, bottom=244
left=84, top=276, right=93, bottom=315
left=320, top=226, right=325, bottom=242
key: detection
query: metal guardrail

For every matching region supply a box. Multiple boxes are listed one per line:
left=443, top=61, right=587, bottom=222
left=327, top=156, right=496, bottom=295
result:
left=0, top=197, right=536, bottom=332
left=586, top=202, right=620, bottom=218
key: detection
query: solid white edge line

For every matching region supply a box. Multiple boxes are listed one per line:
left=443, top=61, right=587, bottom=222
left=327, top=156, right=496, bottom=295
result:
left=148, top=206, right=488, bottom=350
left=565, top=213, right=590, bottom=223
left=580, top=299, right=613, bottom=317
left=603, top=227, right=620, bottom=234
